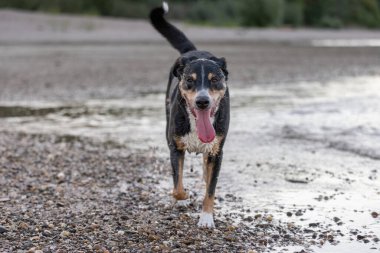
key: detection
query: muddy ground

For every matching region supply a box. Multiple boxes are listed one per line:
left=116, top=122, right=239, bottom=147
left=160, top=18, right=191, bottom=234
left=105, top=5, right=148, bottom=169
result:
left=0, top=10, right=380, bottom=253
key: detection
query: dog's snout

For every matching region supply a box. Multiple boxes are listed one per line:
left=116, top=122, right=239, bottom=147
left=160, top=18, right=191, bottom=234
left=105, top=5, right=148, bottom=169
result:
left=195, top=96, right=210, bottom=110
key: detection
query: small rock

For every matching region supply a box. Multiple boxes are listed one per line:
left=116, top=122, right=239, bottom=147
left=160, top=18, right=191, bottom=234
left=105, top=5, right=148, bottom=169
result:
left=309, top=223, right=319, bottom=227
left=60, top=230, right=70, bottom=238
left=42, top=230, right=52, bottom=237
left=256, top=231, right=264, bottom=237
left=357, top=235, right=365, bottom=240
left=287, top=222, right=295, bottom=229
left=333, top=217, right=340, bottom=223
left=90, top=223, right=99, bottom=230
left=371, top=212, right=379, bottom=218
left=57, top=172, right=65, bottom=182
left=18, top=221, right=29, bottom=230
left=117, top=230, right=125, bottom=236
left=27, top=247, right=36, bottom=253
left=30, top=236, right=40, bottom=241
left=286, top=212, right=293, bottom=217
left=225, top=235, right=236, bottom=242
left=226, top=225, right=236, bottom=231
left=46, top=200, right=54, bottom=206
left=0, top=226, right=8, bottom=234
left=244, top=216, right=254, bottom=222
left=149, top=234, right=159, bottom=241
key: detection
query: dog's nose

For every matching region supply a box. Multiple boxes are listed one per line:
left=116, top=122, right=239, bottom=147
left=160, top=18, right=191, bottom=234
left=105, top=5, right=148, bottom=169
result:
left=195, top=96, right=210, bottom=110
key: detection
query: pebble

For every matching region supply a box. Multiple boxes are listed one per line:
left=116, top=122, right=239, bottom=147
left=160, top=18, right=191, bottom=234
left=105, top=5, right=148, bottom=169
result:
left=30, top=236, right=40, bottom=241
left=60, top=230, right=70, bottom=238
left=117, top=230, right=125, bottom=235
left=0, top=226, right=8, bottom=233
left=90, top=223, right=100, bottom=230
left=42, top=230, right=52, bottom=236
left=371, top=212, right=379, bottom=218
left=27, top=247, right=36, bottom=253
left=244, top=216, right=254, bottom=222
left=357, top=235, right=365, bottom=240
left=57, top=172, right=65, bottom=182
left=18, top=221, right=29, bottom=230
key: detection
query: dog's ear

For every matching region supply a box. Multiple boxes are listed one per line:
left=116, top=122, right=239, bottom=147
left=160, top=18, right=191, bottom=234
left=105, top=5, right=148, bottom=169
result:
left=172, top=56, right=189, bottom=79
left=211, top=57, right=228, bottom=81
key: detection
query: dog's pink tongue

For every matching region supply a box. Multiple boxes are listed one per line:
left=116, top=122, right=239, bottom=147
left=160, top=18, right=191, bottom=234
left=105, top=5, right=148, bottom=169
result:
left=195, top=109, right=215, bottom=143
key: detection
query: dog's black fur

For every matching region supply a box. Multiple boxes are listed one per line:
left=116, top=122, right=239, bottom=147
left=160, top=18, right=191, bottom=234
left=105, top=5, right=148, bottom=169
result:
left=150, top=2, right=229, bottom=228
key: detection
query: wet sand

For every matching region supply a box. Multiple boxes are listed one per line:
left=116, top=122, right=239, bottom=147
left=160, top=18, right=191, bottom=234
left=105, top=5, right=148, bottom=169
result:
left=0, top=10, right=380, bottom=253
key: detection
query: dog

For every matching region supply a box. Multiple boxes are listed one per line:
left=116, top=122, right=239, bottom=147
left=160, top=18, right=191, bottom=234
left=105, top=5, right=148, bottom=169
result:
left=150, top=2, right=230, bottom=228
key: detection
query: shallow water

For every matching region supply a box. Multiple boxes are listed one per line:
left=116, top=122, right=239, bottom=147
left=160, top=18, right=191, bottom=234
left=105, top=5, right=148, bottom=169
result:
left=0, top=76, right=379, bottom=252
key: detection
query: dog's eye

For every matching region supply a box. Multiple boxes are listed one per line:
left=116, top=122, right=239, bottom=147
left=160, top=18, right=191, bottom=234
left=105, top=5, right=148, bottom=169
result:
left=186, top=83, right=194, bottom=89
left=185, top=77, right=194, bottom=89
left=211, top=77, right=219, bottom=83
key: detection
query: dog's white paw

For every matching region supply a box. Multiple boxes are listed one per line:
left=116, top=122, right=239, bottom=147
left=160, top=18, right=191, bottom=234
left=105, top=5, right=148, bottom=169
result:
left=175, top=199, right=191, bottom=208
left=197, top=212, right=215, bottom=228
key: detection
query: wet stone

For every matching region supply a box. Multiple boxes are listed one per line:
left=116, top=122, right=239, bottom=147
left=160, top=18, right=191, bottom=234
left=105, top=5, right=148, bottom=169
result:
left=243, top=216, right=254, bottom=222
left=0, top=226, right=8, bottom=233
left=357, top=235, right=366, bottom=240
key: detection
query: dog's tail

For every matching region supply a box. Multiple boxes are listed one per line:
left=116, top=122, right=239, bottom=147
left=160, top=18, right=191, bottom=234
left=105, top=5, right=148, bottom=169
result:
left=149, top=2, right=196, bottom=54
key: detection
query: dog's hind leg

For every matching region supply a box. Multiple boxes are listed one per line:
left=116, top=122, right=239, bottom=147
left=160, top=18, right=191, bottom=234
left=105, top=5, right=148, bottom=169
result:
left=198, top=151, right=223, bottom=228
left=170, top=146, right=188, bottom=201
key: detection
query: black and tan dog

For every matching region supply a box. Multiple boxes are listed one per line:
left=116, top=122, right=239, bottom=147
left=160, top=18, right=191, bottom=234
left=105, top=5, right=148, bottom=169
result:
left=150, top=2, right=229, bottom=228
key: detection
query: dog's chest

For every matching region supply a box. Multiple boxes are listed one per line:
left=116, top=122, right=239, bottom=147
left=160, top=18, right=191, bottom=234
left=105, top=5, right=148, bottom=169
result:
left=179, top=113, right=217, bottom=154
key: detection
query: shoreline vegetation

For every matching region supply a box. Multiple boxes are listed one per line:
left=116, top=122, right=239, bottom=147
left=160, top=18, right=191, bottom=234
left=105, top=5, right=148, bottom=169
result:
left=1, top=0, right=380, bottom=29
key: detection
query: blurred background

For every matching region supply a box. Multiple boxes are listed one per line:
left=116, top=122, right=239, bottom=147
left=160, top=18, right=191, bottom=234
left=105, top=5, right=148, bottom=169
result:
left=0, top=1, right=379, bottom=252
left=1, top=0, right=380, bottom=28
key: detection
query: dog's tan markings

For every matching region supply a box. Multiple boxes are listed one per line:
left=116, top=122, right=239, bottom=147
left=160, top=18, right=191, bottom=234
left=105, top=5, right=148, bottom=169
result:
left=209, top=82, right=226, bottom=105
left=202, top=159, right=215, bottom=213
left=174, top=136, right=186, bottom=151
left=172, top=151, right=188, bottom=200
left=208, top=72, right=215, bottom=80
left=179, top=80, right=197, bottom=106
left=191, top=73, right=197, bottom=80
left=210, top=135, right=224, bottom=156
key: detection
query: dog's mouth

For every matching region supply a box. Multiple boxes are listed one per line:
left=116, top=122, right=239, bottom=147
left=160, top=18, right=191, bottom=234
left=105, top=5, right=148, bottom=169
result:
left=191, top=107, right=216, bottom=143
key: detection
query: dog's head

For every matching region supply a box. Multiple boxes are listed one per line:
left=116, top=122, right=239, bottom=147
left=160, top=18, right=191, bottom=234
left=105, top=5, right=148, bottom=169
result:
left=173, top=56, right=228, bottom=143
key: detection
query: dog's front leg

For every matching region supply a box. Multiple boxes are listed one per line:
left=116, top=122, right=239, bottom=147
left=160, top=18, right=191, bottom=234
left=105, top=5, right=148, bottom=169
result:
left=198, top=150, right=223, bottom=228
left=170, top=146, right=188, bottom=201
